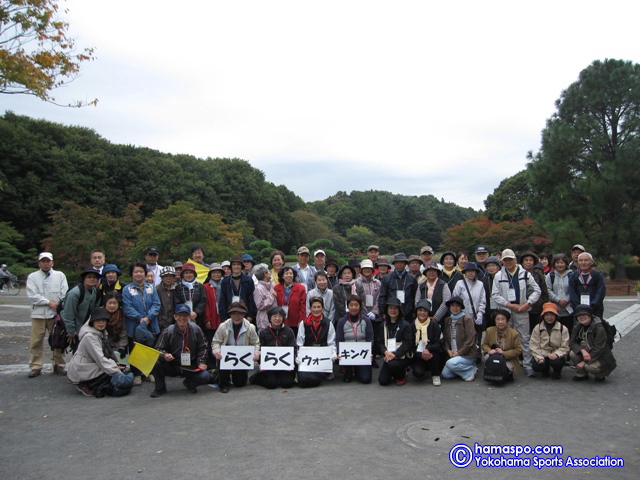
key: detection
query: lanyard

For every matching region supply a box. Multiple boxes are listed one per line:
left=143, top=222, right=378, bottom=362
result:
left=349, top=317, right=360, bottom=341
left=506, top=267, right=519, bottom=290
left=580, top=271, right=592, bottom=291
left=181, top=326, right=190, bottom=352
left=310, top=319, right=323, bottom=344
left=269, top=327, right=282, bottom=346
left=393, top=272, right=407, bottom=292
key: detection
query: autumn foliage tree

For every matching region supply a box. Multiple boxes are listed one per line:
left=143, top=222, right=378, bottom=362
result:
left=0, top=0, right=96, bottom=106
left=43, top=201, right=141, bottom=270
left=443, top=217, right=551, bottom=256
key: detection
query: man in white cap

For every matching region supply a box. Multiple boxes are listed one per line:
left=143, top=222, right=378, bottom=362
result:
left=313, top=249, right=326, bottom=273
left=568, top=244, right=585, bottom=273
left=26, top=253, right=69, bottom=377
left=491, top=248, right=541, bottom=377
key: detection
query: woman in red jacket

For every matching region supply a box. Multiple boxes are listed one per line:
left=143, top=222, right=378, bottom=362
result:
left=274, top=266, right=307, bottom=336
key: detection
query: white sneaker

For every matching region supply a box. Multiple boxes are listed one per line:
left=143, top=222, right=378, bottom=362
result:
left=146, top=374, right=155, bottom=383
left=465, top=368, right=477, bottom=382
left=432, top=375, right=441, bottom=386
left=133, top=376, right=142, bottom=386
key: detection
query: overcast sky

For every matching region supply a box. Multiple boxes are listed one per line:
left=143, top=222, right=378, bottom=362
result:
left=4, top=0, right=640, bottom=210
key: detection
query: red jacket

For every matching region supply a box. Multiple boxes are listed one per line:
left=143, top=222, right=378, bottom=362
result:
left=274, top=283, right=307, bottom=328
left=203, top=283, right=222, bottom=330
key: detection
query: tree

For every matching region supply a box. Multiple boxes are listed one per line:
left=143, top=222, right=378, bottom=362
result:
left=484, top=170, right=531, bottom=222
left=132, top=201, right=248, bottom=264
left=345, top=225, right=375, bottom=253
left=443, top=216, right=551, bottom=256
left=0, top=0, right=96, bottom=106
left=43, top=201, right=141, bottom=270
left=527, top=59, right=640, bottom=279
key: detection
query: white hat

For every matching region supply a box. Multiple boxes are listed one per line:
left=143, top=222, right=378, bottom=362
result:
left=313, top=250, right=326, bottom=257
left=501, top=249, right=516, bottom=260
left=360, top=259, right=374, bottom=270
left=38, top=252, right=53, bottom=261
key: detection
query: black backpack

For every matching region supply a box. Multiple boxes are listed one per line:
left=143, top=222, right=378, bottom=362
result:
left=56, top=284, right=86, bottom=315
left=599, top=318, right=618, bottom=350
left=48, top=315, right=68, bottom=351
left=483, top=353, right=511, bottom=383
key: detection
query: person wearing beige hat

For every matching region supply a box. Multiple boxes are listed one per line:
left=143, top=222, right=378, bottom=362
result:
left=419, top=245, right=438, bottom=270
left=357, top=259, right=382, bottom=366
left=292, top=246, right=317, bottom=291
left=529, top=302, right=570, bottom=379
left=568, top=244, right=586, bottom=273
left=212, top=302, right=260, bottom=393
left=407, top=255, right=423, bottom=279
left=491, top=248, right=541, bottom=377
left=366, top=245, right=380, bottom=276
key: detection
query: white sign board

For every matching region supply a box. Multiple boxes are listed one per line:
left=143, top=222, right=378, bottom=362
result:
left=297, top=346, right=333, bottom=373
left=220, top=346, right=255, bottom=370
left=338, top=341, right=372, bottom=366
left=260, top=346, right=295, bottom=371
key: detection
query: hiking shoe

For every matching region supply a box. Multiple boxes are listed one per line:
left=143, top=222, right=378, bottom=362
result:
left=395, top=377, right=407, bottom=386
left=28, top=369, right=41, bottom=378
left=183, top=379, right=197, bottom=393
left=219, top=385, right=229, bottom=393
left=594, top=377, right=606, bottom=383
left=371, top=359, right=379, bottom=368
left=150, top=388, right=167, bottom=398
left=572, top=375, right=589, bottom=382
left=53, top=366, right=67, bottom=375
left=464, top=369, right=477, bottom=382
left=551, top=371, right=561, bottom=380
left=432, top=375, right=441, bottom=386
left=77, top=384, right=94, bottom=397
left=133, top=376, right=142, bottom=386
left=146, top=374, right=155, bottom=383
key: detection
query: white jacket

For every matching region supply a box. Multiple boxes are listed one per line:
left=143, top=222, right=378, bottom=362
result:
left=492, top=266, right=541, bottom=309
left=26, top=269, right=68, bottom=319
left=452, top=278, right=486, bottom=323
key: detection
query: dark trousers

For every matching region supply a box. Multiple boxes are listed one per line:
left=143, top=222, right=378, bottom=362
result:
left=559, top=315, right=573, bottom=337
left=412, top=352, right=442, bottom=378
left=297, top=371, right=326, bottom=388
left=203, top=329, right=216, bottom=369
left=253, top=370, right=295, bottom=389
left=218, top=360, right=249, bottom=388
left=152, top=360, right=212, bottom=391
left=83, top=372, right=134, bottom=397
left=378, top=358, right=409, bottom=385
left=531, top=356, right=565, bottom=375
left=343, top=365, right=372, bottom=384
left=529, top=312, right=541, bottom=333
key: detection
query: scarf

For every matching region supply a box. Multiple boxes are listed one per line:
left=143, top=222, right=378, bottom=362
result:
left=338, top=278, right=357, bottom=295
left=105, top=308, right=124, bottom=338
left=182, top=279, right=196, bottom=290
left=304, top=313, right=323, bottom=330
left=415, top=318, right=430, bottom=345
left=442, top=267, right=456, bottom=277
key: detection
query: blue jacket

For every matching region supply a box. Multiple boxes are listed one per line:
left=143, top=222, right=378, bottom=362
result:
left=122, top=282, right=161, bottom=337
left=568, top=269, right=606, bottom=318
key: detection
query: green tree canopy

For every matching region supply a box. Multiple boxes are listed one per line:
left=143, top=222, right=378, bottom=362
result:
left=484, top=170, right=531, bottom=222
left=527, top=59, right=640, bottom=278
left=132, top=201, right=249, bottom=264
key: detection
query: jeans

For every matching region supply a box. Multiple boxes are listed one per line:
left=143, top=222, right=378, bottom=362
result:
left=441, top=356, right=476, bottom=380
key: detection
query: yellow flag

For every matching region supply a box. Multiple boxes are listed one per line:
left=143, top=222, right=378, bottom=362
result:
left=187, top=258, right=210, bottom=283
left=128, top=342, right=161, bottom=377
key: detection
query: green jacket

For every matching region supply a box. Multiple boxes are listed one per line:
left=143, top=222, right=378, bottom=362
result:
left=570, top=317, right=616, bottom=376
left=61, top=285, right=100, bottom=336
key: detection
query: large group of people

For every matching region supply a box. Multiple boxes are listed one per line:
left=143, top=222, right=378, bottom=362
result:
left=24, top=241, right=617, bottom=398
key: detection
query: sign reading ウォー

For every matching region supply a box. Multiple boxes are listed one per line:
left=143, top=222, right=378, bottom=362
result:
left=260, top=346, right=295, bottom=371
left=220, top=346, right=255, bottom=370
left=297, top=346, right=333, bottom=372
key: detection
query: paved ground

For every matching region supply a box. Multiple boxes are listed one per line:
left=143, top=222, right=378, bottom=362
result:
left=0, top=290, right=638, bottom=480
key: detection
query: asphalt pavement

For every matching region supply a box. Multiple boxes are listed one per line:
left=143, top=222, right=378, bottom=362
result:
left=0, top=290, right=638, bottom=480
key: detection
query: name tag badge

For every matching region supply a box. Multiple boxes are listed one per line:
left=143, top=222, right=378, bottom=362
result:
left=145, top=286, right=154, bottom=294
left=396, top=291, right=405, bottom=303
left=387, top=338, right=397, bottom=352
left=181, top=353, right=190, bottom=366
left=365, top=294, right=374, bottom=307
left=232, top=295, right=240, bottom=303
left=130, top=289, right=138, bottom=296
left=185, top=300, right=193, bottom=311
left=507, top=288, right=516, bottom=302
left=416, top=341, right=425, bottom=353
left=282, top=306, right=289, bottom=316
left=580, top=294, right=590, bottom=305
